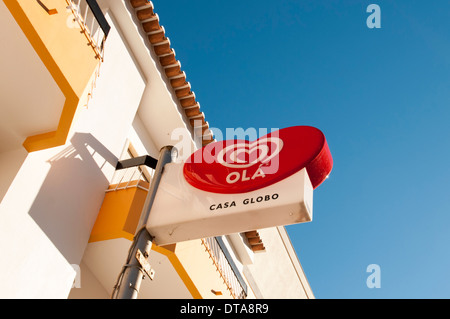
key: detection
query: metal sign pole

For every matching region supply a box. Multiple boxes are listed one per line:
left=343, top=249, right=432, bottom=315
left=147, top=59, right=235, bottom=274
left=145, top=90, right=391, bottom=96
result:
left=111, top=146, right=175, bottom=299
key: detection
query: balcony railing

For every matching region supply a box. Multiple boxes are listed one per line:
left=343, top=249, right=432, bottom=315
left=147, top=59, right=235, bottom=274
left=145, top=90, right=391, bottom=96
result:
left=107, top=165, right=153, bottom=193
left=202, top=237, right=248, bottom=299
left=66, top=0, right=111, bottom=60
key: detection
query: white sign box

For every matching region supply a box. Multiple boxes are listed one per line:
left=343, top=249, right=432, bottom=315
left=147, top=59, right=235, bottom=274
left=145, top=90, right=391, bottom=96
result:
left=146, top=163, right=313, bottom=245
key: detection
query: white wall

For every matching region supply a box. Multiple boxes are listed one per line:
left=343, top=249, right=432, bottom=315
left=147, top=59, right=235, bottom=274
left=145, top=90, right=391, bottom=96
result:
left=0, top=11, right=146, bottom=298
left=244, top=227, right=314, bottom=299
left=0, top=148, right=27, bottom=202
left=130, top=114, right=159, bottom=159
left=68, top=262, right=109, bottom=299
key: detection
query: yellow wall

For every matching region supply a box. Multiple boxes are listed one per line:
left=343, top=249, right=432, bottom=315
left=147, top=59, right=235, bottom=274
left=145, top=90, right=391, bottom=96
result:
left=4, top=0, right=100, bottom=152
left=174, top=239, right=235, bottom=299
left=89, top=181, right=149, bottom=242
left=89, top=182, right=241, bottom=299
left=89, top=181, right=202, bottom=299
left=89, top=182, right=252, bottom=299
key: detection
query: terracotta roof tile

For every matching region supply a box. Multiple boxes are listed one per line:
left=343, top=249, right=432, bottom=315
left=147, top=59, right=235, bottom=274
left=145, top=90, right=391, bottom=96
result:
left=244, top=231, right=266, bottom=252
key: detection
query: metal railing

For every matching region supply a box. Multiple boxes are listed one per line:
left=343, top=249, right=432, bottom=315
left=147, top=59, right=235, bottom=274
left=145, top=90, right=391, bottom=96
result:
left=106, top=165, right=153, bottom=193
left=202, top=237, right=248, bottom=299
left=66, top=0, right=111, bottom=60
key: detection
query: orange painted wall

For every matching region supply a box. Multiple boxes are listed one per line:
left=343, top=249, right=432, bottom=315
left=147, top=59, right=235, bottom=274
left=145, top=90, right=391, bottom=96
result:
left=89, top=181, right=149, bottom=243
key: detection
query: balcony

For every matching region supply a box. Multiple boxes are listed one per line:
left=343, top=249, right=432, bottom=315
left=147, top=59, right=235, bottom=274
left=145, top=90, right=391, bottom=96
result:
left=81, top=160, right=249, bottom=298
left=66, top=0, right=111, bottom=60
left=1, top=0, right=110, bottom=153
left=202, top=237, right=247, bottom=299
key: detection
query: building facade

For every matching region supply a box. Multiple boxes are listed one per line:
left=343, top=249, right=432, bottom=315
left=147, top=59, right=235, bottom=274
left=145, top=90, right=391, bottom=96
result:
left=0, top=0, right=314, bottom=299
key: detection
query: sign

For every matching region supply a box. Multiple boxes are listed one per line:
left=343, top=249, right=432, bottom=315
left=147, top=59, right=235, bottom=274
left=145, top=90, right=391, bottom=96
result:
left=146, top=126, right=332, bottom=245
left=183, top=126, right=332, bottom=193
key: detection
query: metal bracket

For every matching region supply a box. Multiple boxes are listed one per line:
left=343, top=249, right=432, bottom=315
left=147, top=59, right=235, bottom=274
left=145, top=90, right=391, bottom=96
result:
left=136, top=249, right=155, bottom=280
left=36, top=0, right=58, bottom=15
left=116, top=155, right=158, bottom=170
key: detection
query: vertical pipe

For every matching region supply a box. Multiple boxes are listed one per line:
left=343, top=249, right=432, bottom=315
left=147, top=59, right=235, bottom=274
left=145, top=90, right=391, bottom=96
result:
left=112, top=146, right=175, bottom=299
left=136, top=146, right=175, bottom=230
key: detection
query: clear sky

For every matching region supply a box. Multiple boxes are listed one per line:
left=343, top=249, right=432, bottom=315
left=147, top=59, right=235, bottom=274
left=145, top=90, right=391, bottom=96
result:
left=153, top=0, right=450, bottom=298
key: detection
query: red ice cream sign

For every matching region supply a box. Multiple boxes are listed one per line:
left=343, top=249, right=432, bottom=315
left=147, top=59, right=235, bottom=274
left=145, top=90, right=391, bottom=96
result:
left=147, top=126, right=333, bottom=244
left=183, top=126, right=333, bottom=194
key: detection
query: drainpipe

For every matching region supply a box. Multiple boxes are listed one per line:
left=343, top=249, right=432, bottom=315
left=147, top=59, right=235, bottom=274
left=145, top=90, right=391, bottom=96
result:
left=112, top=145, right=176, bottom=299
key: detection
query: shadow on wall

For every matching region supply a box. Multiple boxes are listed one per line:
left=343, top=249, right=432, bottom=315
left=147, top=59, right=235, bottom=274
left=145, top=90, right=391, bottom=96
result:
left=28, top=132, right=118, bottom=264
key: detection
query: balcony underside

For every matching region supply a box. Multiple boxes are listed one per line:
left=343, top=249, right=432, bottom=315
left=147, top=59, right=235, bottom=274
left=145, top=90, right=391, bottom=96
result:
left=1, top=0, right=102, bottom=153
left=82, top=180, right=242, bottom=299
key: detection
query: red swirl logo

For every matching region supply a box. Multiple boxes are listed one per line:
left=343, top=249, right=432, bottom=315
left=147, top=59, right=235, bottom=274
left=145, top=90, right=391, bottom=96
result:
left=183, top=126, right=333, bottom=194
left=216, top=137, right=283, bottom=169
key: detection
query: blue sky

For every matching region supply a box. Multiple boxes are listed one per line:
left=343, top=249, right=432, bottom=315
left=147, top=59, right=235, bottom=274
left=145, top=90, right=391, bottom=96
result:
left=153, top=0, right=450, bottom=298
